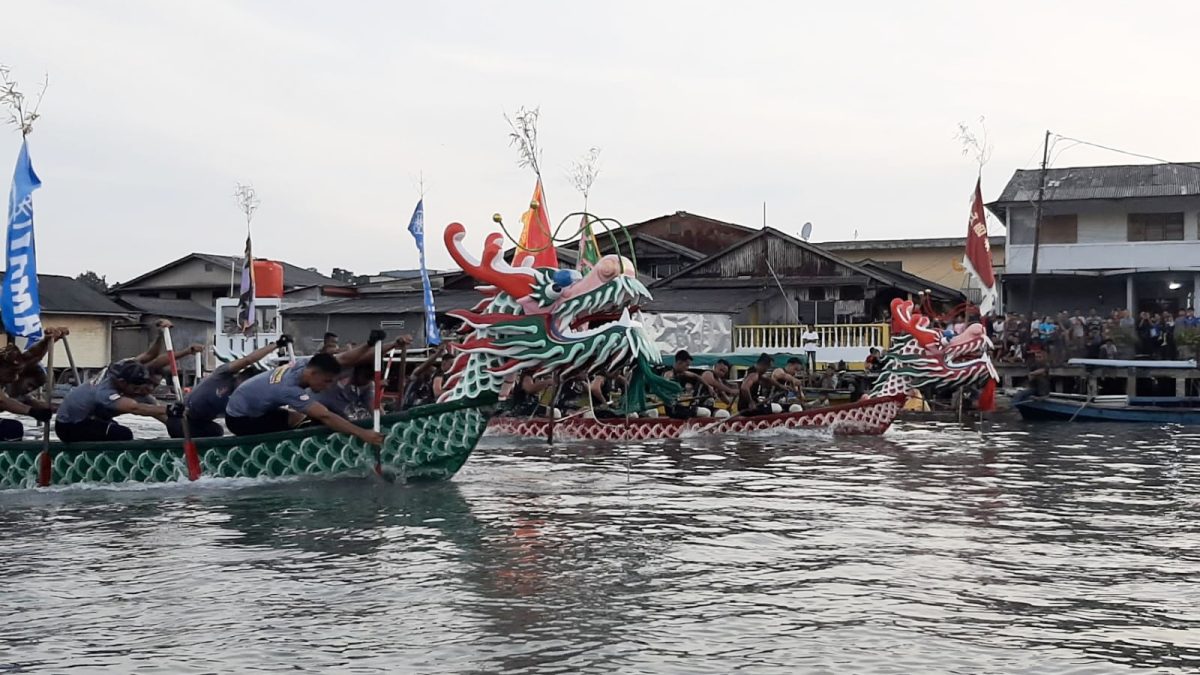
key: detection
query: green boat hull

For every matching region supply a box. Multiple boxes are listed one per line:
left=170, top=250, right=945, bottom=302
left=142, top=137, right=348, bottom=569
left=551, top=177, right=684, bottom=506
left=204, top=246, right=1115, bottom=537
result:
left=0, top=394, right=497, bottom=490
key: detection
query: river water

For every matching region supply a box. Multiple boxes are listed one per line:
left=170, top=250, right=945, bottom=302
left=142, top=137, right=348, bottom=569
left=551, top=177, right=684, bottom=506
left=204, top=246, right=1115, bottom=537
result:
left=1, top=420, right=1197, bottom=674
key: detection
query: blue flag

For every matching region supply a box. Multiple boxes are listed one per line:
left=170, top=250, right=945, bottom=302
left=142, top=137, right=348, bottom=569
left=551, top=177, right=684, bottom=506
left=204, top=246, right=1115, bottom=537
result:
left=407, top=199, right=440, bottom=346
left=3, top=140, right=43, bottom=343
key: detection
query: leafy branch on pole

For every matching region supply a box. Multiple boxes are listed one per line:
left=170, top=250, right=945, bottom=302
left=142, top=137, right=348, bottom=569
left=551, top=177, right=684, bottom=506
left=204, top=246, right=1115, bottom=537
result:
left=505, top=106, right=543, bottom=179
left=0, top=65, right=48, bottom=137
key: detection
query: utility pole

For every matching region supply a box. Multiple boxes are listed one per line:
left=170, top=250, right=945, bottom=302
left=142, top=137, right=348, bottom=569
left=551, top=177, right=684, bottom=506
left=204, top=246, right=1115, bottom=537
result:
left=1027, top=130, right=1051, bottom=316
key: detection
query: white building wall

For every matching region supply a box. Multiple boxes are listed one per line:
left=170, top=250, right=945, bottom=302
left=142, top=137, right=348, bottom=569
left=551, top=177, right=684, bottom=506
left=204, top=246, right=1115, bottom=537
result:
left=1006, top=196, right=1200, bottom=273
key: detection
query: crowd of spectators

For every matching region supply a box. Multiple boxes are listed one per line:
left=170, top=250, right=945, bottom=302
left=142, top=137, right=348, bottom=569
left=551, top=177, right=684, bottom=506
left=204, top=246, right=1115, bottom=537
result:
left=929, top=308, right=1199, bottom=366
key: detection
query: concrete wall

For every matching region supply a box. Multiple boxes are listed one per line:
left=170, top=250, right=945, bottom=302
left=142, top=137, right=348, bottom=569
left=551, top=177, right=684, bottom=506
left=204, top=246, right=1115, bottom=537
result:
left=40, top=314, right=114, bottom=369
left=1006, top=196, right=1200, bottom=273
left=834, top=245, right=1006, bottom=289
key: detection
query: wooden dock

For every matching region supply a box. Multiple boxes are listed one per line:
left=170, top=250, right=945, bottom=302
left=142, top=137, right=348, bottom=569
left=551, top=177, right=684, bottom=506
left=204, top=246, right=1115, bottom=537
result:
left=995, top=363, right=1200, bottom=397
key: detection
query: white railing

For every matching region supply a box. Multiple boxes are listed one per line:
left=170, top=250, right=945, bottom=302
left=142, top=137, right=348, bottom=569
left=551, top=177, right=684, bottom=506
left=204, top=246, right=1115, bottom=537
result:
left=733, top=323, right=890, bottom=352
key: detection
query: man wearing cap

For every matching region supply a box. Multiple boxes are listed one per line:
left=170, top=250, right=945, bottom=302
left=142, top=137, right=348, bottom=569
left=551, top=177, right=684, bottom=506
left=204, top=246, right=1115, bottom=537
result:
left=165, top=337, right=292, bottom=439
left=54, top=360, right=173, bottom=443
left=224, top=331, right=390, bottom=445
left=313, top=334, right=412, bottom=421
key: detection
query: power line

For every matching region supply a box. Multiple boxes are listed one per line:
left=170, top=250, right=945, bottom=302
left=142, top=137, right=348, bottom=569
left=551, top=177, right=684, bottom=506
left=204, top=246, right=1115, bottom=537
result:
left=1052, top=134, right=1200, bottom=172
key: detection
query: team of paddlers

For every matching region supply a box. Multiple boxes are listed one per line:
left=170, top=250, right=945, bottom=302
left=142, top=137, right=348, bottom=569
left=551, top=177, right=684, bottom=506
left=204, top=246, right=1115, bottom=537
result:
left=0, top=326, right=883, bottom=444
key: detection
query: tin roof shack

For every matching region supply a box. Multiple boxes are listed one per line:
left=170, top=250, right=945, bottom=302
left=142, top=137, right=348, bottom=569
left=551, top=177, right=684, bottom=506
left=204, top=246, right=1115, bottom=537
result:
left=988, top=162, right=1200, bottom=316
left=3, top=274, right=131, bottom=371
left=650, top=227, right=965, bottom=325
left=282, top=290, right=485, bottom=352
left=111, top=253, right=347, bottom=309
left=448, top=211, right=758, bottom=291
left=818, top=236, right=1006, bottom=298
left=110, top=296, right=217, bottom=378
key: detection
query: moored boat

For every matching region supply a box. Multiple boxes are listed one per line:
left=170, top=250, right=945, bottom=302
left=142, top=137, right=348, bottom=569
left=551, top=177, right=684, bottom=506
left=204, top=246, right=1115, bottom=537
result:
left=1012, top=390, right=1200, bottom=424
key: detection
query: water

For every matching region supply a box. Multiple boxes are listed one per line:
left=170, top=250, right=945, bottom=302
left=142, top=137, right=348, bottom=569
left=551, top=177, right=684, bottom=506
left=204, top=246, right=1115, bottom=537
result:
left=2, top=421, right=1198, bottom=673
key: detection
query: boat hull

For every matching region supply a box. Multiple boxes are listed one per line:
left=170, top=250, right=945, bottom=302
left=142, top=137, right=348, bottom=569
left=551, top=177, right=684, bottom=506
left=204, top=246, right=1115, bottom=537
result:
left=0, top=395, right=497, bottom=490
left=1013, top=393, right=1200, bottom=424
left=486, top=394, right=906, bottom=441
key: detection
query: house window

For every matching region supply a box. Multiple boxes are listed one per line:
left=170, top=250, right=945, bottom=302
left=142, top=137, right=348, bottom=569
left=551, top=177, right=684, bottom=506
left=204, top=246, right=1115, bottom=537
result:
left=1038, top=214, right=1078, bottom=244
left=176, top=290, right=192, bottom=300
left=668, top=220, right=682, bottom=235
left=808, top=287, right=827, bottom=301
left=1128, top=212, right=1184, bottom=241
left=137, top=291, right=160, bottom=298
left=840, top=286, right=865, bottom=300
left=204, top=263, right=215, bottom=272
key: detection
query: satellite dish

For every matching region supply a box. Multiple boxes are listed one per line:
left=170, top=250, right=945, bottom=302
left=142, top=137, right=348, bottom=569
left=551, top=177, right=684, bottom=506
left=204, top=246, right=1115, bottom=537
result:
left=800, top=222, right=813, bottom=241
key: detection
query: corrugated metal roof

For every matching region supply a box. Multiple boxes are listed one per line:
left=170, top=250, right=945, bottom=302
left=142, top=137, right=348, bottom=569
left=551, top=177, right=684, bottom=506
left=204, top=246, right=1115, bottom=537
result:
left=991, top=163, right=1200, bottom=205
left=285, top=290, right=486, bottom=316
left=115, top=296, right=214, bottom=322
left=0, top=274, right=130, bottom=315
left=819, top=236, right=1005, bottom=250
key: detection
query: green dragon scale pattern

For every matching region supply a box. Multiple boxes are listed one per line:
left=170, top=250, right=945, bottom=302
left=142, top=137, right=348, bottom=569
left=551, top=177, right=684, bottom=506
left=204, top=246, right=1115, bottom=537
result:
left=0, top=395, right=495, bottom=490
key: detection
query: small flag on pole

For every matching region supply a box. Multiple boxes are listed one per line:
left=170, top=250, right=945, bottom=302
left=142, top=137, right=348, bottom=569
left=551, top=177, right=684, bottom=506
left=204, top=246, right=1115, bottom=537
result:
left=407, top=199, right=440, bottom=346
left=964, top=178, right=998, bottom=315
left=237, top=234, right=256, bottom=334
left=3, top=139, right=44, bottom=344
left=517, top=179, right=559, bottom=268
left=575, top=213, right=601, bottom=272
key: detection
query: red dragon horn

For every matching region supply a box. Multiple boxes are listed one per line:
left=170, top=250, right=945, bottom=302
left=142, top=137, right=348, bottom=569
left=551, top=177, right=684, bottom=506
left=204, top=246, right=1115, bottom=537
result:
left=444, top=223, right=535, bottom=299
left=890, top=298, right=939, bottom=349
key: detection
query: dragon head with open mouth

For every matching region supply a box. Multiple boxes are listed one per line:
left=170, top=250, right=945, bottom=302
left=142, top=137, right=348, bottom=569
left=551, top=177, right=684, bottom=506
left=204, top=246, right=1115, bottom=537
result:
left=438, top=222, right=659, bottom=402
left=868, top=298, right=998, bottom=399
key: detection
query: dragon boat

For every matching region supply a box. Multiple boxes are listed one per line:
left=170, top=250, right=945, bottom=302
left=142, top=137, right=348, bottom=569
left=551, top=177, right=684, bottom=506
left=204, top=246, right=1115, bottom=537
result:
left=0, top=222, right=658, bottom=490
left=486, top=298, right=998, bottom=441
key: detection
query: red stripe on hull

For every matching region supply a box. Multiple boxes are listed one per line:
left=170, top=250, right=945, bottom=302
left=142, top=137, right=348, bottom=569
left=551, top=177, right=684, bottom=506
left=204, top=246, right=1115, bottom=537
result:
left=486, top=395, right=906, bottom=441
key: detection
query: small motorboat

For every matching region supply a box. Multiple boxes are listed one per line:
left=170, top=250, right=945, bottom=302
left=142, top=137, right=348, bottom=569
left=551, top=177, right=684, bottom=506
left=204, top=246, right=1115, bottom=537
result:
left=1012, top=390, right=1200, bottom=424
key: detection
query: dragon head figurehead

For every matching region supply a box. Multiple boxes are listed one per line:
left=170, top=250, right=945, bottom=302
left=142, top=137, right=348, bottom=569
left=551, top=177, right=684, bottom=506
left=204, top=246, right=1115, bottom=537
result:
left=438, top=222, right=659, bottom=401
left=868, top=298, right=997, bottom=399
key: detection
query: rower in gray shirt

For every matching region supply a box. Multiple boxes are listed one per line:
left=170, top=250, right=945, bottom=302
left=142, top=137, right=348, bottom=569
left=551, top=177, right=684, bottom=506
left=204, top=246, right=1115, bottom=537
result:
left=166, top=340, right=287, bottom=439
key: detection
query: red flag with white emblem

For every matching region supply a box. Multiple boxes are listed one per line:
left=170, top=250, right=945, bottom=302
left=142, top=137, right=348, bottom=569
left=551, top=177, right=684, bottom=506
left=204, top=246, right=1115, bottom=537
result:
left=964, top=178, right=997, bottom=314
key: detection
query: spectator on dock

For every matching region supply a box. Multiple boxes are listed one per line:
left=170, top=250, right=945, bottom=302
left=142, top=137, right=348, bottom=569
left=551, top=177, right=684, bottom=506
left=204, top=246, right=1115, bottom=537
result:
left=800, top=326, right=820, bottom=374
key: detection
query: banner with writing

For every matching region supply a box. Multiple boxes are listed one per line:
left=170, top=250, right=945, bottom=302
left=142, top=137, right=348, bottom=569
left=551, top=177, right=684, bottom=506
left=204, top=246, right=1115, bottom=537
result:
left=3, top=140, right=43, bottom=343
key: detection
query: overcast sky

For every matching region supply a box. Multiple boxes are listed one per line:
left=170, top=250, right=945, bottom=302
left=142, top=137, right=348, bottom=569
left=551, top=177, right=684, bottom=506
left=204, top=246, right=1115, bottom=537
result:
left=6, top=1, right=1200, bottom=283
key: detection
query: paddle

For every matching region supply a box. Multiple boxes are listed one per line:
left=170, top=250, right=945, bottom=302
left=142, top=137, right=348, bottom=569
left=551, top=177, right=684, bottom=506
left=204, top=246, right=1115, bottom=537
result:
left=61, top=335, right=82, bottom=387
left=36, top=339, right=54, bottom=487
left=161, top=327, right=202, bottom=481
left=369, top=336, right=398, bottom=478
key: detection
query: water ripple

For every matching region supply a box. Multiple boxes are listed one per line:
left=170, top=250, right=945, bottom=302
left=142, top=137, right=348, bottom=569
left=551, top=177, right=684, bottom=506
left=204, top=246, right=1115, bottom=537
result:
left=0, top=420, right=1197, bottom=673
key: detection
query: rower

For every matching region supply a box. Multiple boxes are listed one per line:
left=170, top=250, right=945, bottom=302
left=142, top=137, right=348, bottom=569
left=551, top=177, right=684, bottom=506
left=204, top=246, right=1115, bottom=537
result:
left=54, top=360, right=175, bottom=443
left=314, top=334, right=412, bottom=421
left=664, top=350, right=703, bottom=419
left=770, top=358, right=806, bottom=412
left=402, top=343, right=447, bottom=408
left=697, top=359, right=737, bottom=418
left=223, top=352, right=385, bottom=446
left=0, top=328, right=68, bottom=440
left=739, top=353, right=783, bottom=416
left=319, top=332, right=340, bottom=354
left=586, top=370, right=624, bottom=419
left=165, top=336, right=292, bottom=439
left=504, top=370, right=555, bottom=417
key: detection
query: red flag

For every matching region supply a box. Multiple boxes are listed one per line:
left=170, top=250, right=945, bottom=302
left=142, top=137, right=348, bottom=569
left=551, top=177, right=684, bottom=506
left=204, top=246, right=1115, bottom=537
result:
left=517, top=179, right=559, bottom=268
left=964, top=178, right=997, bottom=314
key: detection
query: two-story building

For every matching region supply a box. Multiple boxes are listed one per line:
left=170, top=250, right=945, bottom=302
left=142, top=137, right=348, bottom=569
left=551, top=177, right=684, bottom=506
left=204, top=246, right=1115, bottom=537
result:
left=989, top=163, right=1200, bottom=316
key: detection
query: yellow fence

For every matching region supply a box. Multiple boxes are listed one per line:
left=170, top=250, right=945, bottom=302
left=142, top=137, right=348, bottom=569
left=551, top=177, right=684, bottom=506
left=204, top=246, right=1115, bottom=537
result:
left=733, top=323, right=891, bottom=351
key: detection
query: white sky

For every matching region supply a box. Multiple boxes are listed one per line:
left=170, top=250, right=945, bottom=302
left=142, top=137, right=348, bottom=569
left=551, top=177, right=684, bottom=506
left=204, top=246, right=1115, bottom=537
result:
left=6, top=1, right=1200, bottom=283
